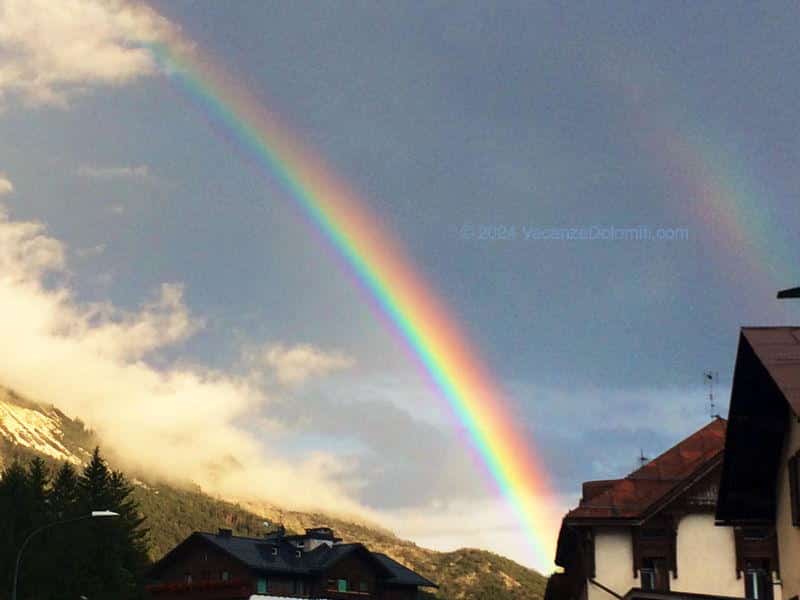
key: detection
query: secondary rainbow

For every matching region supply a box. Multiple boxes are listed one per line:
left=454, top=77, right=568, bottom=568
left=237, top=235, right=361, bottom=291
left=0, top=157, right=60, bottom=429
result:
left=145, top=31, right=558, bottom=567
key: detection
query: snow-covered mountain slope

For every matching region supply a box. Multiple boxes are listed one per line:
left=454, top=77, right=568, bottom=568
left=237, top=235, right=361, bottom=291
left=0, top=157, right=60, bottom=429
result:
left=0, top=387, right=91, bottom=465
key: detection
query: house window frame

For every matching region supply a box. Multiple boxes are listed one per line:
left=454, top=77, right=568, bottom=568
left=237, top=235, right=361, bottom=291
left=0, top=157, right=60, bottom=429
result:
left=632, top=521, right=677, bottom=581
left=639, top=557, right=670, bottom=592
left=257, top=577, right=268, bottom=594
left=744, top=559, right=773, bottom=600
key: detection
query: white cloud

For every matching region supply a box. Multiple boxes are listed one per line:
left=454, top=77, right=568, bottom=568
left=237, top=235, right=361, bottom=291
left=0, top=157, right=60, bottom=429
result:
left=252, top=343, right=356, bottom=385
left=0, top=174, right=12, bottom=195
left=0, top=204, right=370, bottom=516
left=77, top=165, right=151, bottom=180
left=0, top=0, right=176, bottom=107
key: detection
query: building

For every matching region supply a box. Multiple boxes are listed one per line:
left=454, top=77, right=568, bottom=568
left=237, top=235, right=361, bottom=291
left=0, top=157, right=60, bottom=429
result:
left=146, top=526, right=437, bottom=600
left=716, top=327, right=800, bottom=600
left=546, top=417, right=776, bottom=600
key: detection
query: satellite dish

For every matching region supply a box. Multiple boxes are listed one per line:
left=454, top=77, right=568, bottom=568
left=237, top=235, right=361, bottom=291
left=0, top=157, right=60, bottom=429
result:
left=263, top=521, right=271, bottom=529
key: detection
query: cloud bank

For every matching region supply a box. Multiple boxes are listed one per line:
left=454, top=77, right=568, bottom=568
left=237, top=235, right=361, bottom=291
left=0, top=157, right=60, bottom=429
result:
left=0, top=204, right=370, bottom=517
left=0, top=0, right=173, bottom=106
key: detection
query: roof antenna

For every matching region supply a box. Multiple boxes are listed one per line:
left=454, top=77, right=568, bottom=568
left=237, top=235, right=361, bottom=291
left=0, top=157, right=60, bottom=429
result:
left=704, top=370, right=719, bottom=419
left=638, top=449, right=649, bottom=469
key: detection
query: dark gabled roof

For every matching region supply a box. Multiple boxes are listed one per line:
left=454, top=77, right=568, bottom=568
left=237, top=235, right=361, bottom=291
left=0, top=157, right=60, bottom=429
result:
left=197, top=532, right=313, bottom=574
left=563, top=417, right=726, bottom=522
left=740, top=327, right=800, bottom=415
left=371, top=553, right=438, bottom=588
left=148, top=531, right=436, bottom=588
left=715, top=327, right=798, bottom=524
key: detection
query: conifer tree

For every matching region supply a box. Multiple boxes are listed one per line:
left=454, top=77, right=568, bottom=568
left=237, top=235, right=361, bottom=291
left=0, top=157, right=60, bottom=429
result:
left=49, top=462, right=79, bottom=520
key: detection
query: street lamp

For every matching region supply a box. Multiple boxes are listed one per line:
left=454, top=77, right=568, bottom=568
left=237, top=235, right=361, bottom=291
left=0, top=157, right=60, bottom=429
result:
left=12, top=510, right=119, bottom=600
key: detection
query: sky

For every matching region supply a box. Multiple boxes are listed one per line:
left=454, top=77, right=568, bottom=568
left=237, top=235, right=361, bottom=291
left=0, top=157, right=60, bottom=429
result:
left=1, top=0, right=800, bottom=571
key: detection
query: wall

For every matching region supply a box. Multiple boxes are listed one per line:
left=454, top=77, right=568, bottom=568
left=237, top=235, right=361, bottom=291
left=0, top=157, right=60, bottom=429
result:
left=149, top=537, right=253, bottom=600
left=589, top=516, right=776, bottom=600
left=588, top=527, right=638, bottom=600
left=672, top=514, right=742, bottom=597
left=777, top=417, right=800, bottom=599
left=380, top=586, right=420, bottom=600
left=314, top=550, right=379, bottom=598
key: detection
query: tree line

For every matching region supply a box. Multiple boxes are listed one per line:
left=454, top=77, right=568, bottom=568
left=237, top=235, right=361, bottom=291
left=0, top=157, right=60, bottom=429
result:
left=0, top=449, right=150, bottom=600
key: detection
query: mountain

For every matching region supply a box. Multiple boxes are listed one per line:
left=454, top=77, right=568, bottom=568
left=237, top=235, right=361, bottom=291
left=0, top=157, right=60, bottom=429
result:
left=0, top=387, right=548, bottom=600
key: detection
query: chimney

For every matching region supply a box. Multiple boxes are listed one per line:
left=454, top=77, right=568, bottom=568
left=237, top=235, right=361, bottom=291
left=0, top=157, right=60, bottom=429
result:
left=581, top=480, right=616, bottom=504
left=218, top=528, right=233, bottom=537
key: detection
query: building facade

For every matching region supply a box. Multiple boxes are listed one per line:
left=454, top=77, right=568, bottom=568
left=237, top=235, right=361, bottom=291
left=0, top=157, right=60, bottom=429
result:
left=717, top=327, right=800, bottom=600
left=547, top=418, right=780, bottom=600
left=146, top=526, right=437, bottom=600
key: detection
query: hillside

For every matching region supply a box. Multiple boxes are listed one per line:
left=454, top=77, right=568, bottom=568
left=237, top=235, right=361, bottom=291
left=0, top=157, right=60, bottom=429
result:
left=0, top=387, right=548, bottom=600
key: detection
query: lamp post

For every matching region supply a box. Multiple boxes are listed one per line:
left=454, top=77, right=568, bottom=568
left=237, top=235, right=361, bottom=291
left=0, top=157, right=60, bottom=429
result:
left=11, top=510, right=119, bottom=600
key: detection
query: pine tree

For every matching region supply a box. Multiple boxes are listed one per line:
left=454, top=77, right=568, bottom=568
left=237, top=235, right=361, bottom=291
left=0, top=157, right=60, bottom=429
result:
left=47, top=463, right=83, bottom=600
left=23, top=457, right=51, bottom=599
left=49, top=463, right=79, bottom=521
left=76, top=448, right=149, bottom=600
left=0, top=459, right=31, bottom=597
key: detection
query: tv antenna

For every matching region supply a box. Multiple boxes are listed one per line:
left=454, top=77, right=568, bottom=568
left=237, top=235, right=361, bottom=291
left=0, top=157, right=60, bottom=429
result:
left=704, top=370, right=719, bottom=419
left=638, top=449, right=650, bottom=469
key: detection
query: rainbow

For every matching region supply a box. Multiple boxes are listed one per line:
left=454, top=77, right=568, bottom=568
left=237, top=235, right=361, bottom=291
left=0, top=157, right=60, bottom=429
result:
left=145, top=28, right=558, bottom=567
left=598, top=58, right=798, bottom=303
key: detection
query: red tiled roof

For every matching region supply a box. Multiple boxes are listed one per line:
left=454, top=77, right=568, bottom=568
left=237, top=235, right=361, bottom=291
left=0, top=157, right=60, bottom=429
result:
left=565, top=417, right=727, bottom=521
left=741, top=327, right=800, bottom=415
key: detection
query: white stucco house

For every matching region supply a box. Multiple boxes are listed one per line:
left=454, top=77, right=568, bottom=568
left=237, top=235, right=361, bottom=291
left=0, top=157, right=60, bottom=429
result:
left=716, top=327, right=800, bottom=600
left=547, top=413, right=781, bottom=600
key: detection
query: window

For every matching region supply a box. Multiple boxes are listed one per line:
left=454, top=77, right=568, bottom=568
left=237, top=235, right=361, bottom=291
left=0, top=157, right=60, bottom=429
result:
left=296, top=550, right=302, bottom=558
left=271, top=547, right=278, bottom=556
left=789, top=453, right=800, bottom=526
left=640, top=558, right=669, bottom=591
left=257, top=577, right=268, bottom=594
left=337, top=579, right=348, bottom=592
left=200, top=570, right=211, bottom=580
left=221, top=570, right=229, bottom=582
left=745, top=560, right=773, bottom=600
left=327, top=578, right=336, bottom=590
left=359, top=580, right=369, bottom=592
left=184, top=573, right=193, bottom=584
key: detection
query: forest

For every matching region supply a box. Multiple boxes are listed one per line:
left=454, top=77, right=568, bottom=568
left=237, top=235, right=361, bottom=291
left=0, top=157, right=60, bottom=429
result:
left=0, top=449, right=149, bottom=600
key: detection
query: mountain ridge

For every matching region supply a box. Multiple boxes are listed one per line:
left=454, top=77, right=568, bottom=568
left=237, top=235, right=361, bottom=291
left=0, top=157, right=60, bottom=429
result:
left=0, top=386, right=548, bottom=600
